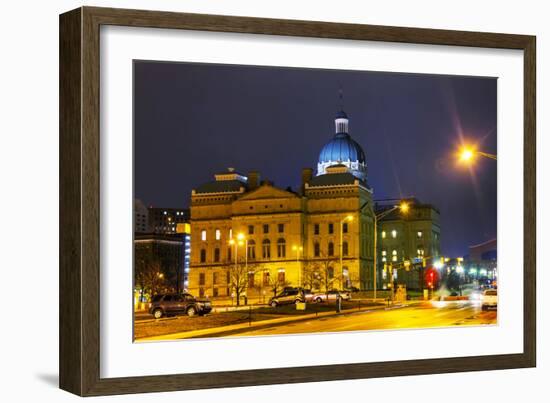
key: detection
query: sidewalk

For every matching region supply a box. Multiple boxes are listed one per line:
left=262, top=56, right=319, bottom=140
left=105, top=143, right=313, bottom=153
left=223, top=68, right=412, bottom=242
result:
left=136, top=301, right=416, bottom=341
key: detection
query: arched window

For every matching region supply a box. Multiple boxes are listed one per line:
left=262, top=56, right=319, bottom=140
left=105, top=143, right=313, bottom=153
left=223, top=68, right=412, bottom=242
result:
left=328, top=242, right=334, bottom=256
left=201, top=230, right=207, bottom=241
left=248, top=272, right=255, bottom=288
left=278, top=268, right=285, bottom=283
left=247, top=240, right=256, bottom=260
left=262, top=239, right=271, bottom=259
left=314, top=242, right=320, bottom=257
left=342, top=241, right=349, bottom=256
left=214, top=248, right=220, bottom=262
left=215, top=229, right=221, bottom=240
left=200, top=249, right=206, bottom=263
left=277, top=238, right=286, bottom=258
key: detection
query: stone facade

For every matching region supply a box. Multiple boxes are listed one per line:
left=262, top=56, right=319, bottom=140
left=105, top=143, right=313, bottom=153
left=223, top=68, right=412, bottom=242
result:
left=187, top=166, right=377, bottom=298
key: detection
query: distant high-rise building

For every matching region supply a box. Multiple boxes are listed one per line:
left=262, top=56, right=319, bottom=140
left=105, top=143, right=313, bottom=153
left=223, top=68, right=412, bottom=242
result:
left=134, top=199, right=150, bottom=233
left=148, top=207, right=190, bottom=234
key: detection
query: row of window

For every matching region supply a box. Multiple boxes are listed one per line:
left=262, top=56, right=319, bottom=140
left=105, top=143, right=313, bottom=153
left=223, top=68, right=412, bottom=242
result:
left=381, top=230, right=423, bottom=239
left=199, top=222, right=354, bottom=242
left=198, top=269, right=287, bottom=287
left=313, top=222, right=348, bottom=235
left=313, top=241, right=348, bottom=257
left=200, top=239, right=289, bottom=263
left=200, top=224, right=285, bottom=242
left=198, top=240, right=352, bottom=263
left=381, top=247, right=425, bottom=262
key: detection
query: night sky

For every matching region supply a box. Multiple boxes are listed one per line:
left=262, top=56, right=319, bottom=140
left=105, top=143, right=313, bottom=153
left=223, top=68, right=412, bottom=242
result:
left=134, top=61, right=497, bottom=258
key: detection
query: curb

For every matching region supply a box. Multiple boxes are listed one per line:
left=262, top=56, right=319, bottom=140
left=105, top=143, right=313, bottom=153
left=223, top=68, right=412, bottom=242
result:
left=137, top=302, right=412, bottom=341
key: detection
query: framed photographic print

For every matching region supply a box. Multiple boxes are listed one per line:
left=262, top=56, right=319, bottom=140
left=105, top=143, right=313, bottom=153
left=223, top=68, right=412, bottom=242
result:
left=59, top=6, right=536, bottom=396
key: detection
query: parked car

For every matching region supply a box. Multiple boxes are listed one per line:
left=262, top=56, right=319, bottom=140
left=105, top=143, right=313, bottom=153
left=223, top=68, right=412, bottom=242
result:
left=149, top=293, right=212, bottom=319
left=269, top=289, right=305, bottom=307
left=481, top=289, right=498, bottom=310
left=281, top=287, right=314, bottom=302
left=313, top=290, right=351, bottom=303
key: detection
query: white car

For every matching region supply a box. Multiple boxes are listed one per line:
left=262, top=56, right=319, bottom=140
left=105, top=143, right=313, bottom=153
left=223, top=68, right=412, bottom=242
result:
left=481, top=289, right=498, bottom=310
left=313, top=290, right=350, bottom=303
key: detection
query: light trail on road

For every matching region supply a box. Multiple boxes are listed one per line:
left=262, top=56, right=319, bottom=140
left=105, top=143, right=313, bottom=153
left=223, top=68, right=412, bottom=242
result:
left=227, top=301, right=497, bottom=337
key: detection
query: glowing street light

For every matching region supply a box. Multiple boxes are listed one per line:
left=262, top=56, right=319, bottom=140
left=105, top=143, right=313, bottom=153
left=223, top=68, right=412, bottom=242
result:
left=457, top=145, right=497, bottom=164
left=292, top=245, right=303, bottom=261
left=459, top=147, right=475, bottom=163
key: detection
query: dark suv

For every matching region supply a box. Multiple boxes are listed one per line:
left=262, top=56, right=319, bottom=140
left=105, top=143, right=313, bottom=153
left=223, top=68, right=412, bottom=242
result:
left=149, top=293, right=212, bottom=319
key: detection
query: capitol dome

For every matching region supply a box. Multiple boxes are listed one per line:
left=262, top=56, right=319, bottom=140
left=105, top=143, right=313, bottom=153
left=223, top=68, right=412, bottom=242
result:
left=318, top=133, right=366, bottom=165
left=317, top=110, right=368, bottom=182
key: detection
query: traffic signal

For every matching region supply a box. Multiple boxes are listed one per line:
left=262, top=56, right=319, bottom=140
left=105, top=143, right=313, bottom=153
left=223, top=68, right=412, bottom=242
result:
left=424, top=267, right=439, bottom=289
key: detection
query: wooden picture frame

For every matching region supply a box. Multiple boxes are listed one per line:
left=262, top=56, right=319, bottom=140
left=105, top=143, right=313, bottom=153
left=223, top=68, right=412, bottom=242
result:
left=59, top=6, right=536, bottom=396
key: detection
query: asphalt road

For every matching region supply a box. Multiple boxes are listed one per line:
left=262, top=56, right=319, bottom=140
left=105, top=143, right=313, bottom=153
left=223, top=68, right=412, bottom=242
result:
left=229, top=301, right=497, bottom=337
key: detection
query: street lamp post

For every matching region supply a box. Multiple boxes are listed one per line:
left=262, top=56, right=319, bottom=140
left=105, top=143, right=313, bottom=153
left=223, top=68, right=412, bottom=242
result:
left=372, top=201, right=410, bottom=301
left=236, top=232, right=247, bottom=271
left=292, top=245, right=303, bottom=287
left=340, top=215, right=353, bottom=290
left=229, top=233, right=246, bottom=305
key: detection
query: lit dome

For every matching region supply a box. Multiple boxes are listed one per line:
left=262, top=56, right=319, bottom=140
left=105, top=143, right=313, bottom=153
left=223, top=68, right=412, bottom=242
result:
left=318, top=133, right=366, bottom=165
left=317, top=110, right=368, bottom=182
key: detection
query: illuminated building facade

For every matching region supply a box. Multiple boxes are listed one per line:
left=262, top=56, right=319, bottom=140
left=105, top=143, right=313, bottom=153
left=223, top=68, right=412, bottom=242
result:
left=187, top=108, right=440, bottom=298
left=375, top=199, right=441, bottom=290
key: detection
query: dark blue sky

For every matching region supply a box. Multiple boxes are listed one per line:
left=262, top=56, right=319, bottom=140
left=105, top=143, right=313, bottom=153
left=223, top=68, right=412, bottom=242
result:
left=134, top=61, right=497, bottom=257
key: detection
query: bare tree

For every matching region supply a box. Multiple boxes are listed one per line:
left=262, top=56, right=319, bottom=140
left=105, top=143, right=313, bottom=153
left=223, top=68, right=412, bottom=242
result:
left=227, top=258, right=259, bottom=306
left=301, top=264, right=320, bottom=291
left=135, top=256, right=167, bottom=301
left=267, top=271, right=291, bottom=297
left=308, top=254, right=339, bottom=294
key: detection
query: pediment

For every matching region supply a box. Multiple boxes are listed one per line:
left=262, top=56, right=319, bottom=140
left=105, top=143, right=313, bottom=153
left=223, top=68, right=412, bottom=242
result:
left=237, top=185, right=299, bottom=201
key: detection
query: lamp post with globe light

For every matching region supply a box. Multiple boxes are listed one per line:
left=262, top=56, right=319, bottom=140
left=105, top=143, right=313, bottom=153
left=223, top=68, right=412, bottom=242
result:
left=339, top=215, right=354, bottom=289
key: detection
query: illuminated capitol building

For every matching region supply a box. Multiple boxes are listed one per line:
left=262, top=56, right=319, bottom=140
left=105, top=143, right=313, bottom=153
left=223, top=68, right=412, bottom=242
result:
left=188, top=108, right=440, bottom=299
